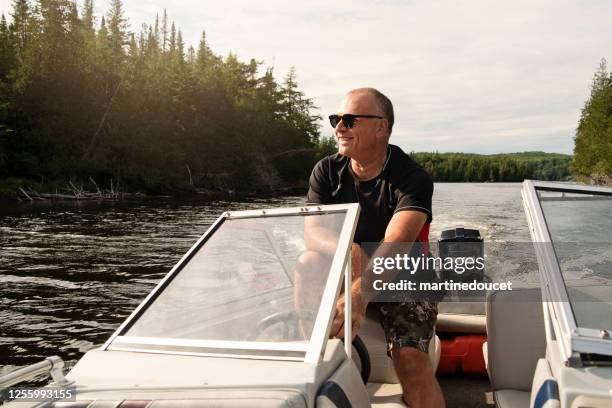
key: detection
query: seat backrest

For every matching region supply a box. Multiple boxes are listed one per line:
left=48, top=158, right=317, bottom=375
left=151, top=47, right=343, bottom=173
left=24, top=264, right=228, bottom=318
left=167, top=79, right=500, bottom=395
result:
left=486, top=288, right=546, bottom=391
left=316, top=358, right=370, bottom=408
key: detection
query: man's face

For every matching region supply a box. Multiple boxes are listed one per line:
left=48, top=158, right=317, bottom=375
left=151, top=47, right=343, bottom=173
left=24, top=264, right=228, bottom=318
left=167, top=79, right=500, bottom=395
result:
left=334, top=92, right=386, bottom=159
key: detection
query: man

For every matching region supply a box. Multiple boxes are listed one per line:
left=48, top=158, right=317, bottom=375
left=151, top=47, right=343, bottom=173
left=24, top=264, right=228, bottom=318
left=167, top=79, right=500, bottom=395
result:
left=303, top=88, right=444, bottom=408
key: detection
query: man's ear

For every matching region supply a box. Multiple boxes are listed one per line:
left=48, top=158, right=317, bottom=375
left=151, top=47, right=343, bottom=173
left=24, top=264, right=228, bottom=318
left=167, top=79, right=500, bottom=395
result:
left=376, top=119, right=390, bottom=139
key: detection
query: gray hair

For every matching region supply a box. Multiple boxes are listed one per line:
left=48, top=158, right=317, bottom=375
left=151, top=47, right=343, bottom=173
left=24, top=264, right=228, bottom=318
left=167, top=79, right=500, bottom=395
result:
left=349, top=87, right=394, bottom=134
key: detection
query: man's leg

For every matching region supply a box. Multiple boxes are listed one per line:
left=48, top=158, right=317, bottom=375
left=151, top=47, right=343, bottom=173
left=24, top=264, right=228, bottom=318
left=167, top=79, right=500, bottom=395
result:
left=379, top=301, right=445, bottom=408
left=392, top=346, right=445, bottom=408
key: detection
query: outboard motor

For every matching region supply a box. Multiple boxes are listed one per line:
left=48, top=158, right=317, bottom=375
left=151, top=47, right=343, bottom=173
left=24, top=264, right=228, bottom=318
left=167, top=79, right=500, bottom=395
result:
left=438, top=227, right=484, bottom=282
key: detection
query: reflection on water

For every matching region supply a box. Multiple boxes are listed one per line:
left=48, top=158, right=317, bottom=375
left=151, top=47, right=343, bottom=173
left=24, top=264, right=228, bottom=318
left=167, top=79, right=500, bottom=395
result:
left=0, top=183, right=534, bottom=374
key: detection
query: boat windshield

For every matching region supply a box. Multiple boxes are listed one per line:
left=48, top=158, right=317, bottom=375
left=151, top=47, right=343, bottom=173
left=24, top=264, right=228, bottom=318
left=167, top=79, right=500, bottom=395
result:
left=538, top=189, right=612, bottom=334
left=106, top=205, right=359, bottom=360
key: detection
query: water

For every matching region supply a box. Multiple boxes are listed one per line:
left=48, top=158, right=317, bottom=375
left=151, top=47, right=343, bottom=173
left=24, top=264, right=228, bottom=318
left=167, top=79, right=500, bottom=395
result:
left=0, top=183, right=529, bottom=375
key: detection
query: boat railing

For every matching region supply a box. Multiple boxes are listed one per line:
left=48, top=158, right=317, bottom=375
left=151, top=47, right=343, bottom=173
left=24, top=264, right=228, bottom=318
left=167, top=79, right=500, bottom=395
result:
left=0, top=356, right=69, bottom=390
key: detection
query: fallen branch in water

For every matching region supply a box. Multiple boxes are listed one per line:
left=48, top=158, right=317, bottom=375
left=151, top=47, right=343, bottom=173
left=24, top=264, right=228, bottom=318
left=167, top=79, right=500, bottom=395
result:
left=68, top=181, right=83, bottom=198
left=19, top=187, right=33, bottom=201
left=89, top=177, right=102, bottom=196
left=25, top=190, right=145, bottom=200
left=13, top=178, right=146, bottom=201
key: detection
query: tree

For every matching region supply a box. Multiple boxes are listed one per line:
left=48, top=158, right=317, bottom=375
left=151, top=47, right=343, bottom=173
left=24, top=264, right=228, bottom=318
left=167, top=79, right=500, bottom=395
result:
left=82, top=0, right=94, bottom=33
left=573, top=58, right=612, bottom=178
left=10, top=0, right=30, bottom=52
left=196, top=30, right=214, bottom=72
left=0, top=1, right=328, bottom=194
left=106, top=0, right=127, bottom=70
left=0, top=13, right=15, bottom=80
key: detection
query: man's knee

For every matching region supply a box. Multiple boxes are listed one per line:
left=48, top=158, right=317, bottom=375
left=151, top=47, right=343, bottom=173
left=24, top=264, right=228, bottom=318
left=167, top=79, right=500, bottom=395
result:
left=392, top=346, right=433, bottom=378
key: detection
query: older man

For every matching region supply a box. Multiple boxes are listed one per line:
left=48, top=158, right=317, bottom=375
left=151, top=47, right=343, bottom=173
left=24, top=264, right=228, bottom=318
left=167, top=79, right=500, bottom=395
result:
left=304, top=88, right=444, bottom=408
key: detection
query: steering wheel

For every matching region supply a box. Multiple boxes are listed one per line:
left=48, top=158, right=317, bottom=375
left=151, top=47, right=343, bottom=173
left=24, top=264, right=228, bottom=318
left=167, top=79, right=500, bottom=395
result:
left=246, top=309, right=317, bottom=342
left=247, top=310, right=371, bottom=384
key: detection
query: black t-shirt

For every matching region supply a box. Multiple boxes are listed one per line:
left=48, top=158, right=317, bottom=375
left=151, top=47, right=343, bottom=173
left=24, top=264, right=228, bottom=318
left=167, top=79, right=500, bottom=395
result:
left=307, top=144, right=433, bottom=244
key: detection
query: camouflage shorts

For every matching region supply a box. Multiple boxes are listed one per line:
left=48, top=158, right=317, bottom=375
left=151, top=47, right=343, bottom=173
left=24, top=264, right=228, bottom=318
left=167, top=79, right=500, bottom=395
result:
left=376, top=301, right=438, bottom=355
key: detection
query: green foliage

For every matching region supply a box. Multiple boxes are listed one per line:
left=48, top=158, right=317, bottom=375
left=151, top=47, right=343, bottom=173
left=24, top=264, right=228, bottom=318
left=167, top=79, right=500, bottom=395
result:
left=0, top=1, right=326, bottom=194
left=572, top=58, right=612, bottom=179
left=0, top=177, right=25, bottom=199
left=410, top=152, right=571, bottom=182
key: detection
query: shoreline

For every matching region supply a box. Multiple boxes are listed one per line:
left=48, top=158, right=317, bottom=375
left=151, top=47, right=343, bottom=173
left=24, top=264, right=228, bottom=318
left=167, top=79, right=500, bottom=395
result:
left=0, top=184, right=309, bottom=204
left=2, top=175, right=609, bottom=204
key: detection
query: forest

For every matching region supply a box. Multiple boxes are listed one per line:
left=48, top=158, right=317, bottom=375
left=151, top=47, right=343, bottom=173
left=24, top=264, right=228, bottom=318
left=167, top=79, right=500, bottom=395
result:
left=572, top=59, right=612, bottom=184
left=0, top=1, right=596, bottom=199
left=410, top=152, right=571, bottom=183
left=0, top=0, right=331, bottom=197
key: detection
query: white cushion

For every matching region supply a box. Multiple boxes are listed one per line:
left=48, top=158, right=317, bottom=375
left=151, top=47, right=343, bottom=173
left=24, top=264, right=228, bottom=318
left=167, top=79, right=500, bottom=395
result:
left=486, top=288, right=545, bottom=391
left=495, top=389, right=530, bottom=408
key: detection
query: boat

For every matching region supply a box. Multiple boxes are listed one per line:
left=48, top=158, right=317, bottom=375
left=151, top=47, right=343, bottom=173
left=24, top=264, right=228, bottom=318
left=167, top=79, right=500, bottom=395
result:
left=1, top=180, right=611, bottom=407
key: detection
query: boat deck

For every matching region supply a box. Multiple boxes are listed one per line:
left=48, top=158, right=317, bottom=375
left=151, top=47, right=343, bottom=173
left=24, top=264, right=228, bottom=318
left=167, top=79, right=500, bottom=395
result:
left=439, top=375, right=493, bottom=408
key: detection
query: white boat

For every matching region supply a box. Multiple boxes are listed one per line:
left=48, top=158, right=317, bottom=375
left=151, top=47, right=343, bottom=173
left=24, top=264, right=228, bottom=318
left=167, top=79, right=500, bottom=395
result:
left=1, top=180, right=611, bottom=407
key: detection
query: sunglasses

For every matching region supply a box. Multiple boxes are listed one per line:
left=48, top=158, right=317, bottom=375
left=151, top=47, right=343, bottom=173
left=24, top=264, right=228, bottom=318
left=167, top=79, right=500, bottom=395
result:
left=328, top=114, right=384, bottom=129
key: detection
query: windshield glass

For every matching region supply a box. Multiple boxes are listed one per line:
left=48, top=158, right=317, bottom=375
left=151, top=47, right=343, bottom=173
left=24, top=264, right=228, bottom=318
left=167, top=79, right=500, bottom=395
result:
left=124, top=211, right=346, bottom=346
left=538, top=189, right=612, bottom=333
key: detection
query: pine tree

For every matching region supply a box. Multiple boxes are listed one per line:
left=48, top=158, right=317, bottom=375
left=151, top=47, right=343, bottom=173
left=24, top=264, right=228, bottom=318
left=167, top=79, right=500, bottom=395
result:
left=82, top=0, right=94, bottom=33
left=196, top=30, right=214, bottom=70
left=0, top=13, right=15, bottom=79
left=168, top=21, right=176, bottom=55
left=176, top=29, right=184, bottom=65
left=161, top=9, right=167, bottom=52
left=573, top=58, right=612, bottom=178
left=10, top=0, right=30, bottom=52
left=107, top=0, right=126, bottom=67
left=186, top=45, right=195, bottom=65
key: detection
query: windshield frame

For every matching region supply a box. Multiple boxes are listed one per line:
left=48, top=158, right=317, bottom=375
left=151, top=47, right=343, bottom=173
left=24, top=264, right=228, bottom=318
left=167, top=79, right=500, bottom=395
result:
left=522, top=180, right=612, bottom=363
left=101, top=203, right=360, bottom=362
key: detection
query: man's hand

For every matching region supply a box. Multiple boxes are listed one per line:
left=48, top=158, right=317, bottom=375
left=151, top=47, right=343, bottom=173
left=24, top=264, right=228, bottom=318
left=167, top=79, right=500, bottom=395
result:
left=329, top=211, right=428, bottom=340
left=330, top=243, right=367, bottom=340
left=330, top=290, right=367, bottom=340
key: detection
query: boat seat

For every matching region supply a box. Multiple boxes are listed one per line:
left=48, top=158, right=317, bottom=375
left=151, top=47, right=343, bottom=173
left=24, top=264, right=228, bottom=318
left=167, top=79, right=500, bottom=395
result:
left=366, top=382, right=406, bottom=407
left=494, top=390, right=532, bottom=408
left=52, top=389, right=308, bottom=408
left=436, top=312, right=486, bottom=334
left=437, top=301, right=486, bottom=333
left=485, top=288, right=546, bottom=408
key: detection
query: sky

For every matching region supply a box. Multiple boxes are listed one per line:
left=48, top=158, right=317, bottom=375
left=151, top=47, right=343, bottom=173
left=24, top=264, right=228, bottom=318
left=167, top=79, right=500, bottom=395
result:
left=1, top=0, right=611, bottom=154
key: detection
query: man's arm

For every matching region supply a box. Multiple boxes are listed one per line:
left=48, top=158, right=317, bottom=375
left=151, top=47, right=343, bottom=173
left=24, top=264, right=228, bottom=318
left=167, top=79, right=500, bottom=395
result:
left=385, top=210, right=428, bottom=242
left=303, top=215, right=341, bottom=255
left=330, top=210, right=428, bottom=339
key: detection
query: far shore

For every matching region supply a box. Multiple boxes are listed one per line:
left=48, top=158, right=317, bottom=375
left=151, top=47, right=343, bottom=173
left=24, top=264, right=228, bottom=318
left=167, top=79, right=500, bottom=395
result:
left=2, top=175, right=609, bottom=205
